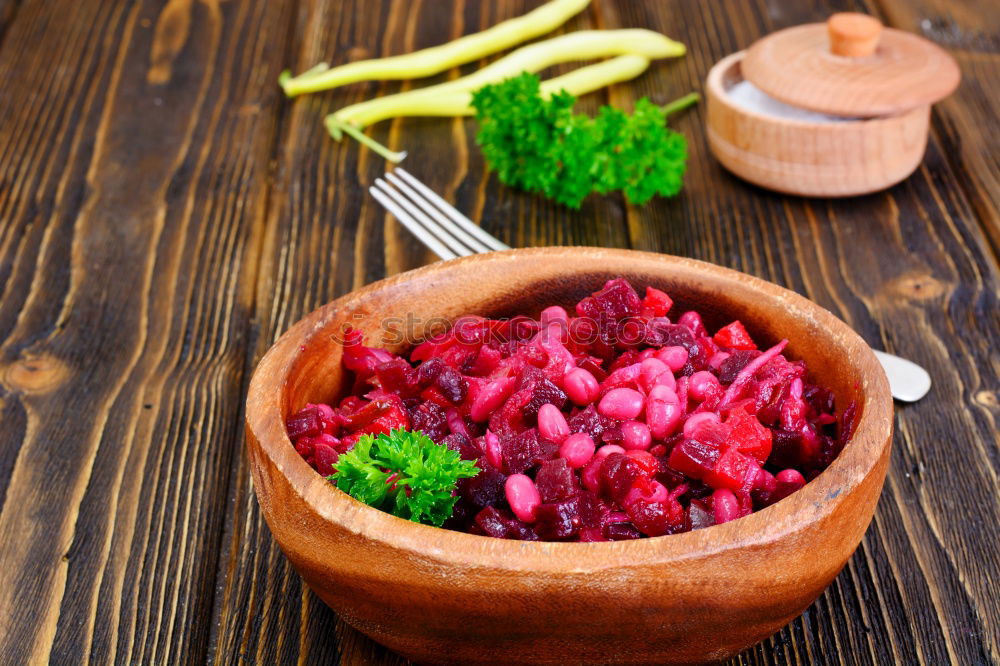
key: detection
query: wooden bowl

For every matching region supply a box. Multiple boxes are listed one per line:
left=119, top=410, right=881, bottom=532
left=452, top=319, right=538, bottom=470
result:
left=706, top=51, right=930, bottom=197
left=245, top=248, right=893, bottom=665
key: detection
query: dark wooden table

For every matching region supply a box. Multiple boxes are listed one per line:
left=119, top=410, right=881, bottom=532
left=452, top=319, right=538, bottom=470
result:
left=0, top=0, right=997, bottom=664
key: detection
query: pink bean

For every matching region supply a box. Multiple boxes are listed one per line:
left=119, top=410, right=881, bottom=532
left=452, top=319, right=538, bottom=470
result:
left=638, top=349, right=656, bottom=361
left=772, top=469, right=806, bottom=503
left=656, top=346, right=689, bottom=372
left=603, top=362, right=643, bottom=388
left=754, top=468, right=777, bottom=493
left=564, top=367, right=600, bottom=406
left=559, top=432, right=596, bottom=468
left=597, top=444, right=626, bottom=458
left=776, top=468, right=806, bottom=487
left=620, top=420, right=652, bottom=451
left=638, top=358, right=669, bottom=392
left=470, top=376, right=516, bottom=422
left=484, top=430, right=503, bottom=469
left=538, top=403, right=570, bottom=443
left=654, top=368, right=676, bottom=390
left=683, top=412, right=721, bottom=439
left=712, top=488, right=741, bottom=524
left=648, top=384, right=678, bottom=404
left=505, top=474, right=541, bottom=523
left=598, top=388, right=645, bottom=420
left=689, top=370, right=721, bottom=402
left=646, top=399, right=682, bottom=439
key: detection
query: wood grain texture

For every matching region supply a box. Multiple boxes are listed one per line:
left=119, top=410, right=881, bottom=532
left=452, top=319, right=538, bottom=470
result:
left=873, top=0, right=1000, bottom=257
left=0, top=0, right=295, bottom=662
left=0, top=0, right=996, bottom=664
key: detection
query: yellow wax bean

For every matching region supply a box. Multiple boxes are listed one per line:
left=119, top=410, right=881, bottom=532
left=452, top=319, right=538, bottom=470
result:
left=279, top=0, right=591, bottom=97
left=330, top=30, right=685, bottom=129
left=325, top=55, right=654, bottom=163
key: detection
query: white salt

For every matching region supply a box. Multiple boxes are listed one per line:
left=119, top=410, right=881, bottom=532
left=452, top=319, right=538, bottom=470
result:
left=726, top=80, right=856, bottom=123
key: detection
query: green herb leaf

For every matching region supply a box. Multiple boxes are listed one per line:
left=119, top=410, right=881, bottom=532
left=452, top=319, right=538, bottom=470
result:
left=470, top=72, right=691, bottom=208
left=329, top=429, right=479, bottom=527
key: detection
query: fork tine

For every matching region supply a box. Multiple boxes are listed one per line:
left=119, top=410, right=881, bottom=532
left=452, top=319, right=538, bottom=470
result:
left=394, top=168, right=510, bottom=252
left=372, top=179, right=475, bottom=258
left=369, top=184, right=458, bottom=261
left=384, top=172, right=492, bottom=254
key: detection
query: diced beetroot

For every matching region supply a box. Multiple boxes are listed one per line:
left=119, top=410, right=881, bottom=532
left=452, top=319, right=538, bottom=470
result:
left=624, top=450, right=659, bottom=477
left=577, top=491, right=612, bottom=528
left=599, top=453, right=643, bottom=504
left=567, top=404, right=616, bottom=442
left=713, top=320, right=757, bottom=351
left=501, top=429, right=541, bottom=475
left=725, top=406, right=773, bottom=464
left=293, top=435, right=316, bottom=463
left=578, top=527, right=609, bottom=542
left=367, top=407, right=410, bottom=435
left=314, top=439, right=340, bottom=476
left=717, top=349, right=761, bottom=385
left=286, top=405, right=323, bottom=439
left=410, top=401, right=449, bottom=442
left=627, top=498, right=685, bottom=537
left=688, top=499, right=714, bottom=530
left=678, top=311, right=708, bottom=338
left=575, top=278, right=642, bottom=322
left=704, top=448, right=759, bottom=493
left=342, top=328, right=396, bottom=380
left=434, top=366, right=468, bottom=404
left=535, top=458, right=578, bottom=502
left=604, top=522, right=643, bottom=540
left=474, top=507, right=511, bottom=539
left=534, top=497, right=581, bottom=540
left=458, top=467, right=507, bottom=509
left=374, top=358, right=420, bottom=397
left=668, top=439, right=722, bottom=480
left=640, top=286, right=673, bottom=318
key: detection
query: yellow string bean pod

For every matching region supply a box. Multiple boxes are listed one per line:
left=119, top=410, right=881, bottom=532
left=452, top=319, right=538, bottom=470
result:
left=279, top=0, right=591, bottom=97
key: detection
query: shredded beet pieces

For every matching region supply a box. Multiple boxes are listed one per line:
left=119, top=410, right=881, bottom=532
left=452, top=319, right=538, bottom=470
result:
left=287, top=278, right=851, bottom=541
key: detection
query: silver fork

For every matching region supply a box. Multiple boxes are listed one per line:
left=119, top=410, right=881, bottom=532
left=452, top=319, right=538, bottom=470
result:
left=370, top=168, right=931, bottom=403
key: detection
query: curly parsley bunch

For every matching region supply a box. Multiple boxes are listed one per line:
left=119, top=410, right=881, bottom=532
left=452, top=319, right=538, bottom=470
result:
left=471, top=72, right=691, bottom=209
left=331, top=430, right=479, bottom=527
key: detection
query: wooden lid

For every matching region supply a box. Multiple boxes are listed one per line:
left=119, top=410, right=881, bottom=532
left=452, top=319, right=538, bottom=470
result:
left=742, top=13, right=960, bottom=117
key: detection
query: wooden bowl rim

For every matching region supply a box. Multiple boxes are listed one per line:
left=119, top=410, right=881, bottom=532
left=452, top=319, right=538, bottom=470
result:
left=706, top=51, right=924, bottom=127
left=246, top=247, right=892, bottom=572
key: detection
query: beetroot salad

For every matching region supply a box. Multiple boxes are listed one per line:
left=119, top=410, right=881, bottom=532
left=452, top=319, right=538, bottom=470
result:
left=286, top=278, right=854, bottom=541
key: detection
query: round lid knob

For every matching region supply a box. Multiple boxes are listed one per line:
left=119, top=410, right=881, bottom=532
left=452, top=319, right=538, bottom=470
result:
left=827, top=12, right=882, bottom=58
left=741, top=14, right=960, bottom=117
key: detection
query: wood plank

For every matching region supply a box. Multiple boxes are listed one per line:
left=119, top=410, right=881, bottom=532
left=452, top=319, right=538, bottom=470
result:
left=602, top=1, right=1000, bottom=664
left=0, top=0, right=19, bottom=43
left=874, top=0, right=1000, bottom=256
left=207, top=0, right=999, bottom=664
left=0, top=0, right=295, bottom=662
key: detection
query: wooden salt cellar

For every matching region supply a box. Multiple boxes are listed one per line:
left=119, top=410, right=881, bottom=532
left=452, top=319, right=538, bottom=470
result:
left=706, top=13, right=960, bottom=197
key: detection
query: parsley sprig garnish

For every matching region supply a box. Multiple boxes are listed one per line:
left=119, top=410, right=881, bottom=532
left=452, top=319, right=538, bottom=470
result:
left=470, top=72, right=695, bottom=209
left=330, top=429, right=479, bottom=527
